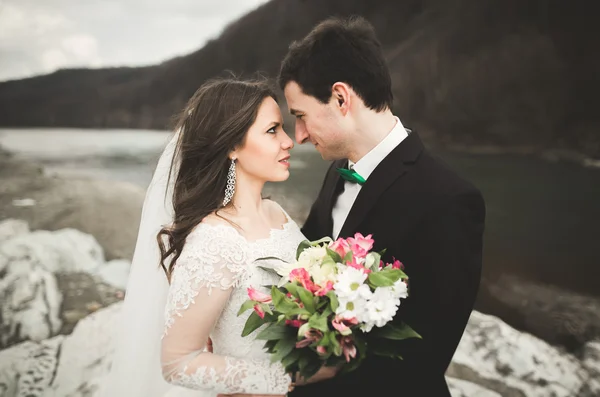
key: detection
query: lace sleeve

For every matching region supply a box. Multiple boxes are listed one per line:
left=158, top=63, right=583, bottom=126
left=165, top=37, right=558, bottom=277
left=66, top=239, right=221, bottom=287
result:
left=161, top=224, right=291, bottom=395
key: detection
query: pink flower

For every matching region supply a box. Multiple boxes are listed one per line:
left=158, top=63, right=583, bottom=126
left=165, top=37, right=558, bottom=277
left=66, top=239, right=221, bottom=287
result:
left=289, top=268, right=318, bottom=293
left=340, top=336, right=357, bottom=362
left=295, top=328, right=323, bottom=348
left=391, top=257, right=404, bottom=270
left=346, top=257, right=371, bottom=274
left=247, top=287, right=272, bottom=303
left=332, top=315, right=358, bottom=336
left=253, top=304, right=266, bottom=319
left=285, top=319, right=306, bottom=328
left=329, top=238, right=351, bottom=258
left=346, top=233, right=374, bottom=259
left=314, top=281, right=334, bottom=296
left=316, top=345, right=327, bottom=355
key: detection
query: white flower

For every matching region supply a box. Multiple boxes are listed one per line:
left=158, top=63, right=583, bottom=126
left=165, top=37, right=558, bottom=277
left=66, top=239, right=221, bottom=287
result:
left=298, top=246, right=327, bottom=268
left=336, top=293, right=368, bottom=320
left=360, top=286, right=400, bottom=332
left=311, top=261, right=338, bottom=286
left=390, top=279, right=408, bottom=300
left=333, top=266, right=370, bottom=301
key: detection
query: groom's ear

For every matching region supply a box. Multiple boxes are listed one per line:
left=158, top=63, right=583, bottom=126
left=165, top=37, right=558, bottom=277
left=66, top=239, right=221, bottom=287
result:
left=331, top=82, right=351, bottom=115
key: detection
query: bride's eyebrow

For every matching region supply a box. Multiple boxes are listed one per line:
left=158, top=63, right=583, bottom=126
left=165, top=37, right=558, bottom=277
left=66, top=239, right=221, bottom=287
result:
left=265, top=121, right=283, bottom=130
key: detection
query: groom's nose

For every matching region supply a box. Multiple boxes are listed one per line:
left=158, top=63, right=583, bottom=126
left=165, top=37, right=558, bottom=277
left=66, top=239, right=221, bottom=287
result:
left=295, top=122, right=309, bottom=144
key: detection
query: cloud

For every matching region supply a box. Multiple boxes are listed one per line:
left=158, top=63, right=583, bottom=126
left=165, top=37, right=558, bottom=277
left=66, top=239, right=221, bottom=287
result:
left=0, top=0, right=270, bottom=81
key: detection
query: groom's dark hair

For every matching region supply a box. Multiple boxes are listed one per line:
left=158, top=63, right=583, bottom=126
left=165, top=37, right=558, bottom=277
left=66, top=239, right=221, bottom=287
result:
left=278, top=15, right=393, bottom=112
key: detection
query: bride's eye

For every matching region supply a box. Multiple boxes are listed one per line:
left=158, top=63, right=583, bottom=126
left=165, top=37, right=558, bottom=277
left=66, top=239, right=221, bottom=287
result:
left=267, top=127, right=277, bottom=134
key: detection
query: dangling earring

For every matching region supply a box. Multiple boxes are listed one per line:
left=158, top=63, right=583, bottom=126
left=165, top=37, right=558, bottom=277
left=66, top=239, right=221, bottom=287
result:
left=223, top=158, right=236, bottom=206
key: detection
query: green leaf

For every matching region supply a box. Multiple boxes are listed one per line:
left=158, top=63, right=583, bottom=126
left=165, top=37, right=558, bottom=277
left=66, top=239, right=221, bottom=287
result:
left=370, top=322, right=422, bottom=340
left=297, top=286, right=316, bottom=313
left=367, top=268, right=402, bottom=288
left=281, top=348, right=301, bottom=369
left=326, top=248, right=342, bottom=264
left=285, top=306, right=311, bottom=317
left=237, top=299, right=256, bottom=316
left=369, top=342, right=404, bottom=360
left=241, top=311, right=265, bottom=337
left=254, top=256, right=289, bottom=264
left=296, top=240, right=312, bottom=260
left=296, top=351, right=321, bottom=380
left=329, top=332, right=342, bottom=356
left=271, top=286, right=299, bottom=313
left=308, top=312, right=329, bottom=333
left=343, top=250, right=353, bottom=264
left=256, top=323, right=288, bottom=341
left=285, top=282, right=300, bottom=298
left=270, top=336, right=296, bottom=363
left=378, top=248, right=387, bottom=257
left=326, top=290, right=339, bottom=312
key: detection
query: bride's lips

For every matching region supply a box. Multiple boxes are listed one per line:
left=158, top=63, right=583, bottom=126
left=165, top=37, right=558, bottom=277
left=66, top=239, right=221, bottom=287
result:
left=278, top=155, right=290, bottom=167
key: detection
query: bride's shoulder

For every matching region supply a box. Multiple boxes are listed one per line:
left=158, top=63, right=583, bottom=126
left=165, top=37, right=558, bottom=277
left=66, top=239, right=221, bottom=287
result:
left=262, top=199, right=290, bottom=224
left=186, top=212, right=245, bottom=242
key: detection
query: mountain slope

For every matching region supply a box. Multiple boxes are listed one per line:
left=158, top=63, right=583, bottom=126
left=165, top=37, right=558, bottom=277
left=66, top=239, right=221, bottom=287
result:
left=0, top=0, right=597, bottom=156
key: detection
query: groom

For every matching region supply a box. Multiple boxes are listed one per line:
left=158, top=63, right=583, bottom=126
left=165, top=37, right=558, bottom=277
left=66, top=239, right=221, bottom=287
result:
left=279, top=16, right=486, bottom=396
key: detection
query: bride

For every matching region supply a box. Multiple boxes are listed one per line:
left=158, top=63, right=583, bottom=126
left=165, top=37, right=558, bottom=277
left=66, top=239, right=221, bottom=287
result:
left=100, top=78, right=332, bottom=397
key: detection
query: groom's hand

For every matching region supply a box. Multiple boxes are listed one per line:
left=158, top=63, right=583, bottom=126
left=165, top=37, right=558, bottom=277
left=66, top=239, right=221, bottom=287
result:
left=217, top=395, right=286, bottom=397
left=295, top=363, right=341, bottom=385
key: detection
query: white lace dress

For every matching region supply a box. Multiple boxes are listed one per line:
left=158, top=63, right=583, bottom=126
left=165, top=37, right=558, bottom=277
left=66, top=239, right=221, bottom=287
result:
left=160, top=211, right=307, bottom=397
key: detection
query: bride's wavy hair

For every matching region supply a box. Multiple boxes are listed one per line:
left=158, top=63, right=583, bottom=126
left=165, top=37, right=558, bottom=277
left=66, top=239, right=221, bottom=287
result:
left=157, top=76, right=277, bottom=280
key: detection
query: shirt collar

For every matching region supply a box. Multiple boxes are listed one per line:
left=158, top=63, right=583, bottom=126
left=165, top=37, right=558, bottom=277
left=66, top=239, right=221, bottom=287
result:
left=348, top=116, right=408, bottom=180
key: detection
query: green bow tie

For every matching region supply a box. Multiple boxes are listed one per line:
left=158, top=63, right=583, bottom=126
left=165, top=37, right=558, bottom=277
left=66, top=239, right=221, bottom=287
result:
left=336, top=167, right=366, bottom=185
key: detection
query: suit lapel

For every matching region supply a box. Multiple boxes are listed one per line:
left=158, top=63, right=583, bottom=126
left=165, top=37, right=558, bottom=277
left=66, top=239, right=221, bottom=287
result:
left=321, top=159, right=347, bottom=236
left=338, top=131, right=424, bottom=238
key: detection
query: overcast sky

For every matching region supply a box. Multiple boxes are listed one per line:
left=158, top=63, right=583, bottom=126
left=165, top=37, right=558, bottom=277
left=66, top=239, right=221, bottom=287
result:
left=0, top=0, right=270, bottom=82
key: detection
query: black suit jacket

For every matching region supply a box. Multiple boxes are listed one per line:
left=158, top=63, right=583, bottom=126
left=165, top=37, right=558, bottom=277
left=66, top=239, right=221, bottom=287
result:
left=289, top=131, right=486, bottom=397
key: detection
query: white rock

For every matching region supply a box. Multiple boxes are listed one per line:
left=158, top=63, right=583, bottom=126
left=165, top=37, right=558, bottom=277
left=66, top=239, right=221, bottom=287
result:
left=0, top=336, right=63, bottom=397
left=0, top=228, right=105, bottom=274
left=0, top=257, right=62, bottom=348
left=94, top=259, right=130, bottom=290
left=581, top=341, right=600, bottom=395
left=44, top=302, right=123, bottom=397
left=447, top=377, right=502, bottom=397
left=0, top=219, right=29, bottom=242
left=449, top=311, right=594, bottom=397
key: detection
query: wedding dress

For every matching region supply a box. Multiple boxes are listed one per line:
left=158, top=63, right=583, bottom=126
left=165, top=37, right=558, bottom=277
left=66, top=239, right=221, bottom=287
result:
left=160, top=212, right=307, bottom=397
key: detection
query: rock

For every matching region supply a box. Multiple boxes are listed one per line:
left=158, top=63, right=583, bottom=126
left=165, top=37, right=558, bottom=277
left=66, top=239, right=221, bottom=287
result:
left=448, top=311, right=599, bottom=397
left=0, top=222, right=125, bottom=348
left=0, top=219, right=29, bottom=242
left=580, top=341, right=600, bottom=396
left=480, top=274, right=600, bottom=351
left=446, top=377, right=502, bottom=397
left=0, top=255, right=62, bottom=348
left=55, top=272, right=123, bottom=335
left=94, top=259, right=130, bottom=290
left=0, top=227, right=105, bottom=274
left=0, top=336, right=64, bottom=397
left=45, top=303, right=123, bottom=397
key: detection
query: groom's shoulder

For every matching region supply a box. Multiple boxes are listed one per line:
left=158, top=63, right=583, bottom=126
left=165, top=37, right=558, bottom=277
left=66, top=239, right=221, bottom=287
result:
left=413, top=148, right=481, bottom=198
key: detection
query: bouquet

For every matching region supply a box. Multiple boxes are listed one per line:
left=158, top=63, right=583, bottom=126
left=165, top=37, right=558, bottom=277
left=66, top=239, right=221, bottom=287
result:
left=237, top=233, right=421, bottom=380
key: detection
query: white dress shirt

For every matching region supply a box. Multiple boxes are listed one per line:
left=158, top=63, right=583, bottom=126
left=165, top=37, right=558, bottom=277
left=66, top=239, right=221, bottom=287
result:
left=331, top=116, right=408, bottom=239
